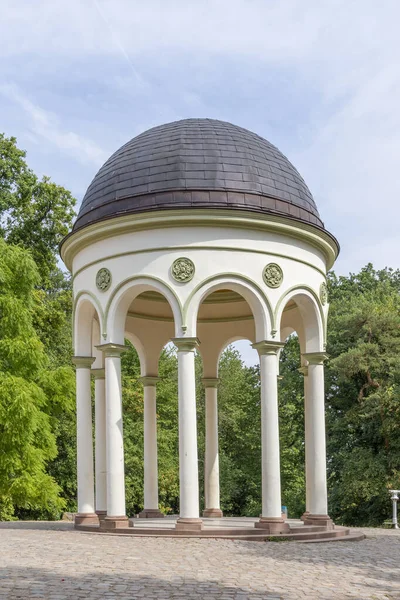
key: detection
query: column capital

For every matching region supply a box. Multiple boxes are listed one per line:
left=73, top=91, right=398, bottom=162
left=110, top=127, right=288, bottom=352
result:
left=96, top=343, right=127, bottom=357
left=298, top=366, right=309, bottom=376
left=72, top=356, right=95, bottom=368
left=171, top=337, right=200, bottom=352
left=303, top=352, right=329, bottom=365
left=202, top=377, right=220, bottom=388
left=91, top=368, right=105, bottom=379
left=252, top=340, right=285, bottom=356
left=140, top=376, right=160, bottom=387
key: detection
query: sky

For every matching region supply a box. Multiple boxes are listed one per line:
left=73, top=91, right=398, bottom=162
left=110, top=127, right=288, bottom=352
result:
left=1, top=0, right=399, bottom=364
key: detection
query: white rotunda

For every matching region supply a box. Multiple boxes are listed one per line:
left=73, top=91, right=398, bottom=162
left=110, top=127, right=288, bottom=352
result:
left=61, top=118, right=339, bottom=536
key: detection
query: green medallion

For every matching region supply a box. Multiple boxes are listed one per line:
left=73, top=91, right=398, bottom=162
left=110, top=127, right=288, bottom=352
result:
left=171, top=257, right=195, bottom=283
left=96, top=268, right=112, bottom=292
left=263, top=263, right=283, bottom=288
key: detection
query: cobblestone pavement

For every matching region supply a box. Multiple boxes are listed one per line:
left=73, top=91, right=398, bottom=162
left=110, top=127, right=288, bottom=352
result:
left=0, top=522, right=399, bottom=599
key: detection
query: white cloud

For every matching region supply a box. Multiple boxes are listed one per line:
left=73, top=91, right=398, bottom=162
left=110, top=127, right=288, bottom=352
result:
left=0, top=83, right=107, bottom=167
left=1, top=0, right=400, bottom=274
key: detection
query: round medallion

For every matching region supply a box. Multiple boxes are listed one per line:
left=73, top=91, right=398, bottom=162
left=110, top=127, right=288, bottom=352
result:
left=171, top=257, right=195, bottom=283
left=96, top=268, right=112, bottom=292
left=320, top=282, right=328, bottom=305
left=263, top=263, right=283, bottom=288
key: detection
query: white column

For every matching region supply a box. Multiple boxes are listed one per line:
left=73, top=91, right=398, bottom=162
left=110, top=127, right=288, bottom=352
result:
left=172, top=337, right=202, bottom=531
left=303, top=352, right=331, bottom=526
left=97, top=343, right=128, bottom=528
left=92, top=368, right=107, bottom=519
left=202, top=378, right=222, bottom=518
left=139, top=376, right=163, bottom=518
left=72, top=356, right=97, bottom=525
left=252, top=341, right=289, bottom=533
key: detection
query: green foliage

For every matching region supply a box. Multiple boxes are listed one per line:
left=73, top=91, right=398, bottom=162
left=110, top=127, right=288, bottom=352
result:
left=326, top=264, right=400, bottom=525
left=0, top=133, right=76, bottom=283
left=0, top=239, right=74, bottom=520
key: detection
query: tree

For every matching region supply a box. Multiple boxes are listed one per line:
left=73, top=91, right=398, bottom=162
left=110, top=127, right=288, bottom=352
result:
left=0, top=239, right=74, bottom=519
left=326, top=265, right=400, bottom=525
left=0, top=133, right=76, bottom=283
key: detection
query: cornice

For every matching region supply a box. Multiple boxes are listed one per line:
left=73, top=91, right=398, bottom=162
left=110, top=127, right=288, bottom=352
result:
left=61, top=209, right=339, bottom=272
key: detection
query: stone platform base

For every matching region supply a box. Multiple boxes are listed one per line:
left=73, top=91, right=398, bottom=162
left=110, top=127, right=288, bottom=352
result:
left=74, top=513, right=99, bottom=526
left=255, top=517, right=290, bottom=534
left=138, top=509, right=164, bottom=519
left=203, top=508, right=223, bottom=518
left=304, top=514, right=334, bottom=529
left=101, top=516, right=129, bottom=529
left=74, top=517, right=364, bottom=543
left=175, top=518, right=203, bottom=531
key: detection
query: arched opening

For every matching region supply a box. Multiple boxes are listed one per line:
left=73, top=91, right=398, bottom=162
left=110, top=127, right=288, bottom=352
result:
left=275, top=291, right=325, bottom=519
left=194, top=287, right=261, bottom=518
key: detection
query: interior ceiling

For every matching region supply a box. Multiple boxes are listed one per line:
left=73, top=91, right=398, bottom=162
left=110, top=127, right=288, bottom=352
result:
left=127, top=290, right=296, bottom=322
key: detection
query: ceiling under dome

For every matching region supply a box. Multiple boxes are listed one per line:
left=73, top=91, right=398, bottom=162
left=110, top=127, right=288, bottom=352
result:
left=73, top=118, right=324, bottom=231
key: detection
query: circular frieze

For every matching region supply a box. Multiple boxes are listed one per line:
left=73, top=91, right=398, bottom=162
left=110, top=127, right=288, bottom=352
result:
left=263, top=263, right=283, bottom=288
left=96, top=268, right=112, bottom=292
left=171, top=257, right=195, bottom=283
left=320, top=282, right=328, bottom=305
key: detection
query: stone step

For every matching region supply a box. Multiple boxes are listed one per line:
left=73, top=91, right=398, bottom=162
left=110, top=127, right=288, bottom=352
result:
left=297, top=532, right=365, bottom=543
left=76, top=523, right=364, bottom=543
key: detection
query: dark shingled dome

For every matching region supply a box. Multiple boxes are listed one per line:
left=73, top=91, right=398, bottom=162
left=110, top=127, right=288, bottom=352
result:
left=74, top=119, right=324, bottom=231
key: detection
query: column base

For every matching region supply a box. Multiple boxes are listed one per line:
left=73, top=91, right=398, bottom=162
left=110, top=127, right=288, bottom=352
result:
left=102, top=515, right=130, bottom=529
left=255, top=517, right=290, bottom=534
left=300, top=511, right=310, bottom=522
left=138, top=509, right=165, bottom=519
left=303, top=514, right=334, bottom=529
left=96, top=510, right=107, bottom=522
left=74, top=513, right=99, bottom=527
left=175, top=518, right=203, bottom=531
left=202, top=508, right=223, bottom=518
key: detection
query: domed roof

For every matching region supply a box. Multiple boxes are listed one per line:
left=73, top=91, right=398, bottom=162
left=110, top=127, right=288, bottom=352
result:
left=74, top=119, right=324, bottom=231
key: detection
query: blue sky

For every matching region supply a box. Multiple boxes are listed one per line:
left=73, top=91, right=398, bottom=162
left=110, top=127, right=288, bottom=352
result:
left=1, top=0, right=399, bottom=364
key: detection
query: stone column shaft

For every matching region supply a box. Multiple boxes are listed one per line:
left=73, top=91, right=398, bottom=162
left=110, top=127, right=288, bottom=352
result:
left=97, top=343, right=129, bottom=529
left=139, top=377, right=163, bottom=518
left=72, top=356, right=97, bottom=526
left=302, top=352, right=332, bottom=528
left=93, top=368, right=106, bottom=519
left=252, top=341, right=289, bottom=534
left=203, top=378, right=222, bottom=518
left=172, top=338, right=202, bottom=531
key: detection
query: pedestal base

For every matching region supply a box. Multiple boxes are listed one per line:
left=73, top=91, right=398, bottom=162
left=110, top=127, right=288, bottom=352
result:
left=175, top=518, right=203, bottom=531
left=96, top=510, right=107, bottom=522
left=255, top=517, right=290, bottom=534
left=138, top=509, right=165, bottom=519
left=74, top=513, right=99, bottom=526
left=102, top=515, right=129, bottom=529
left=300, top=511, right=310, bottom=522
left=303, top=514, right=334, bottom=529
left=202, top=508, right=223, bottom=518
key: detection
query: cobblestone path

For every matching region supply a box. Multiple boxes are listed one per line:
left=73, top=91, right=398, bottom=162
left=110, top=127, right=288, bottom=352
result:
left=0, top=522, right=399, bottom=599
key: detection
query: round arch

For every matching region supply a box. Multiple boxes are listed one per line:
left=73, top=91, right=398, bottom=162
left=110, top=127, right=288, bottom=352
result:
left=184, top=274, right=273, bottom=341
left=275, top=286, right=325, bottom=353
left=105, top=275, right=183, bottom=344
left=73, top=292, right=104, bottom=355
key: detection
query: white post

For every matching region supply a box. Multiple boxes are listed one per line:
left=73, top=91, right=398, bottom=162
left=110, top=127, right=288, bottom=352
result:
left=97, top=343, right=129, bottom=529
left=299, top=366, right=311, bottom=519
left=172, top=337, right=202, bottom=531
left=92, top=368, right=107, bottom=520
left=72, top=356, right=97, bottom=526
left=139, top=376, right=164, bottom=518
left=253, top=341, right=289, bottom=534
left=202, top=378, right=223, bottom=518
left=303, top=352, right=332, bottom=528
